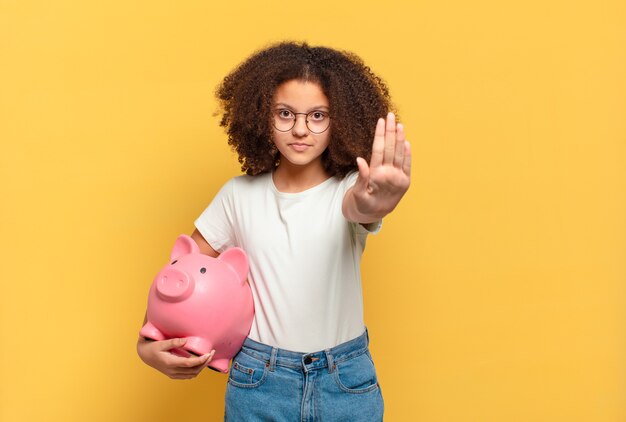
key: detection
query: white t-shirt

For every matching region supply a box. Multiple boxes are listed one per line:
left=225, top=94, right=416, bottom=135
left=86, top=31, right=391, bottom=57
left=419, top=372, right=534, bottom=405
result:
left=194, top=171, right=381, bottom=352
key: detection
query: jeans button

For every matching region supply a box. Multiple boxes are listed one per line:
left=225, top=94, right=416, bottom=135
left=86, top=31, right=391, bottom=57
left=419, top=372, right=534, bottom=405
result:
left=304, top=356, right=312, bottom=365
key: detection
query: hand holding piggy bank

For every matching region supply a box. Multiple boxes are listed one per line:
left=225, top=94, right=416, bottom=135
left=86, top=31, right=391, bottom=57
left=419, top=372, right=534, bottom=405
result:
left=140, top=235, right=254, bottom=373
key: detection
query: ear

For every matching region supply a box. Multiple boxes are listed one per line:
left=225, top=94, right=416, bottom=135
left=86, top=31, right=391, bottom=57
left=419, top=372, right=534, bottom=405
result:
left=170, top=235, right=200, bottom=261
left=218, top=247, right=249, bottom=285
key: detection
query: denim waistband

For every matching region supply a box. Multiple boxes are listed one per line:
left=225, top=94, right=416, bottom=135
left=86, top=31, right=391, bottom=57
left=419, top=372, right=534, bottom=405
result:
left=239, top=329, right=370, bottom=373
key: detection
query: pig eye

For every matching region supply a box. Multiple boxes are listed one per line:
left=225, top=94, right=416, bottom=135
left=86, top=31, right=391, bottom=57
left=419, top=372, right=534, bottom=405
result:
left=200, top=268, right=206, bottom=274
left=171, top=260, right=178, bottom=265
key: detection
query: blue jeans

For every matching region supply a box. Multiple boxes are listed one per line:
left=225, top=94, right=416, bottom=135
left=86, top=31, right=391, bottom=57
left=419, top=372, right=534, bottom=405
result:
left=224, top=329, right=384, bottom=421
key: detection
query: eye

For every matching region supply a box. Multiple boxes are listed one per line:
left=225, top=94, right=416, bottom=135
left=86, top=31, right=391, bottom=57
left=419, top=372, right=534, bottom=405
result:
left=277, top=109, right=294, bottom=119
left=200, top=268, right=206, bottom=274
left=171, top=260, right=178, bottom=265
left=309, top=111, right=327, bottom=121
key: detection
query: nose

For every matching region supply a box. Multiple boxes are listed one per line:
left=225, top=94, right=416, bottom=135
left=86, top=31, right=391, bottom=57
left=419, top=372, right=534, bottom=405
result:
left=155, top=268, right=195, bottom=302
left=292, top=114, right=309, bottom=137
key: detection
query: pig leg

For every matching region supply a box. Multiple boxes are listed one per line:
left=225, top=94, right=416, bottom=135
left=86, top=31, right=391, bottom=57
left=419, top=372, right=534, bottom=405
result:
left=182, top=336, right=213, bottom=357
left=139, top=321, right=166, bottom=342
left=207, top=357, right=231, bottom=374
left=139, top=323, right=190, bottom=357
left=184, top=337, right=230, bottom=372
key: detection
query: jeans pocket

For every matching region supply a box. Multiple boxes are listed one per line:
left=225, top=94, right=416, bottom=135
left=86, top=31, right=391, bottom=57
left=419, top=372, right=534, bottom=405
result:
left=332, top=350, right=380, bottom=394
left=228, top=351, right=269, bottom=389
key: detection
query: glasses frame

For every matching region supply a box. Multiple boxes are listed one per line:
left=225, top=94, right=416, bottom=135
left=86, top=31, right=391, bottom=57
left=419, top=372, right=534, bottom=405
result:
left=272, top=109, right=331, bottom=134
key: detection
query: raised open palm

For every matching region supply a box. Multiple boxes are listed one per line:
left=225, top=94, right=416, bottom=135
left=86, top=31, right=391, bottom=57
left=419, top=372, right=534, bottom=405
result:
left=352, top=112, right=411, bottom=217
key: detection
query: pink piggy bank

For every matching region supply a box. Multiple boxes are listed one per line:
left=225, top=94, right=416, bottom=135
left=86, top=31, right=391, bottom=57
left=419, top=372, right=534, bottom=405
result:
left=140, top=234, right=254, bottom=373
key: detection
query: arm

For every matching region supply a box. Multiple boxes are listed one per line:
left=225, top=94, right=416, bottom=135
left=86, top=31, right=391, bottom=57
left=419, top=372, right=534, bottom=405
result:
left=136, top=230, right=219, bottom=379
left=191, top=229, right=220, bottom=257
left=342, top=112, right=411, bottom=224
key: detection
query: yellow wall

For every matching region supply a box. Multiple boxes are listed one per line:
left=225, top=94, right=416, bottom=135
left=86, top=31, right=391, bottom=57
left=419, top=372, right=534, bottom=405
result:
left=1, top=1, right=624, bottom=421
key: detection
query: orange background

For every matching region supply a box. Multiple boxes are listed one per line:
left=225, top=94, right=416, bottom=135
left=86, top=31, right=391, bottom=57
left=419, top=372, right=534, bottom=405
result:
left=1, top=0, right=625, bottom=421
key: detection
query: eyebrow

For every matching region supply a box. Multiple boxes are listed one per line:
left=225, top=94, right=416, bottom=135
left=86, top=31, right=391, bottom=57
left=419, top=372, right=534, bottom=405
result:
left=274, top=103, right=330, bottom=112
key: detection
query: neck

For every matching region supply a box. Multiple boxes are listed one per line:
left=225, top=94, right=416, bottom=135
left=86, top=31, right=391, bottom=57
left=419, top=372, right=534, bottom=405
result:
left=272, top=160, right=330, bottom=193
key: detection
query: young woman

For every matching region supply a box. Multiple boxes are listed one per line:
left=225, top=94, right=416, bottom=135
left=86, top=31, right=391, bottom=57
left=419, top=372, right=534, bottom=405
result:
left=137, top=41, right=411, bottom=421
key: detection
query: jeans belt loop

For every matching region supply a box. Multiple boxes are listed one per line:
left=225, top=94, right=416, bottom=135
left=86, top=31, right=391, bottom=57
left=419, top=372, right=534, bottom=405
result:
left=269, top=347, right=278, bottom=372
left=325, top=349, right=335, bottom=374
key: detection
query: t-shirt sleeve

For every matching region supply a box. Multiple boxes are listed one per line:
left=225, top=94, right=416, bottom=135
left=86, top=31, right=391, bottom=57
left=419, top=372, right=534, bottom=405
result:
left=194, top=178, right=237, bottom=253
left=342, top=171, right=382, bottom=235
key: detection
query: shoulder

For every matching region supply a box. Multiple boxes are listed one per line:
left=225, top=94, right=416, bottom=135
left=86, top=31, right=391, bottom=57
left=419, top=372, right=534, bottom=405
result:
left=229, top=172, right=271, bottom=192
left=218, top=172, right=271, bottom=189
left=337, top=171, right=359, bottom=193
left=212, top=173, right=272, bottom=203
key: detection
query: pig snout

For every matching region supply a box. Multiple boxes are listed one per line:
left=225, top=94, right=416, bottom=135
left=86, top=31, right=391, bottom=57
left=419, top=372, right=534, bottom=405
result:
left=156, top=268, right=195, bottom=301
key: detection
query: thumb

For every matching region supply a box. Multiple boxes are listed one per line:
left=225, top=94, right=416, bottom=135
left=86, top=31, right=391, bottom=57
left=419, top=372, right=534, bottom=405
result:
left=159, top=338, right=186, bottom=351
left=355, top=157, right=370, bottom=191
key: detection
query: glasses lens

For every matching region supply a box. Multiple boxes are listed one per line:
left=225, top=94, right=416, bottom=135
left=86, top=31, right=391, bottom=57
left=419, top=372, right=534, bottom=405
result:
left=273, top=109, right=295, bottom=132
left=306, top=111, right=330, bottom=134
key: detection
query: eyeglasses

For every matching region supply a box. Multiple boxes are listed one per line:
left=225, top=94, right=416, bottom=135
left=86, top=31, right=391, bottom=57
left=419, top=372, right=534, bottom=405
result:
left=272, top=108, right=331, bottom=134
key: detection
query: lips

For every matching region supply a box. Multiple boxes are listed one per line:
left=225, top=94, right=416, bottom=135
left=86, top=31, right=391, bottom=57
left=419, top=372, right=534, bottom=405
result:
left=289, top=143, right=311, bottom=152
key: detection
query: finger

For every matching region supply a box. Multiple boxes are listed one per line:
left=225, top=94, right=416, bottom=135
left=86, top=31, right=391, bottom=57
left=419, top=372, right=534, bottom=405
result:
left=383, top=112, right=396, bottom=165
left=178, top=351, right=214, bottom=368
left=204, top=350, right=216, bottom=367
left=370, top=117, right=385, bottom=168
left=175, top=361, right=207, bottom=376
left=172, top=362, right=205, bottom=375
left=195, top=349, right=216, bottom=368
left=393, top=123, right=406, bottom=168
left=402, top=141, right=412, bottom=177
left=159, top=337, right=186, bottom=351
left=175, top=350, right=215, bottom=379
left=161, top=348, right=208, bottom=369
left=355, top=157, right=370, bottom=191
left=180, top=361, right=212, bottom=378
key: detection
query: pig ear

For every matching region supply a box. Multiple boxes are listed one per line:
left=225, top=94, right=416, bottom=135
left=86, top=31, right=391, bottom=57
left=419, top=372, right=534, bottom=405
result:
left=170, top=235, right=200, bottom=261
left=218, top=248, right=249, bottom=284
